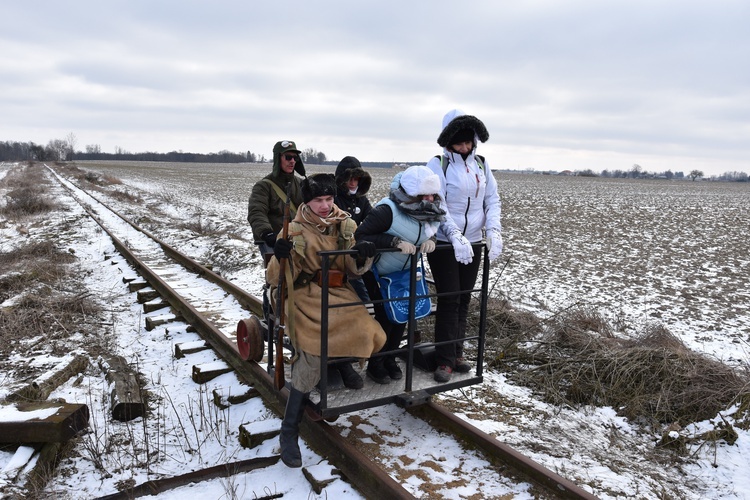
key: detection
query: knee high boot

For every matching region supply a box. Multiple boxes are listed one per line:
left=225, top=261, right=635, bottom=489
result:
left=279, top=387, right=307, bottom=468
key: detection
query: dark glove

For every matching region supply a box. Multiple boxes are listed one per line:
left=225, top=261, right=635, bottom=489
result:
left=352, top=240, right=376, bottom=258
left=263, top=231, right=277, bottom=248
left=273, top=238, right=293, bottom=260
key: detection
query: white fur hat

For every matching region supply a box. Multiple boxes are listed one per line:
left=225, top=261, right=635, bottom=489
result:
left=399, top=165, right=441, bottom=197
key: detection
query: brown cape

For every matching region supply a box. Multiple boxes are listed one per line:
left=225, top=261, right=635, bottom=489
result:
left=266, top=204, right=386, bottom=359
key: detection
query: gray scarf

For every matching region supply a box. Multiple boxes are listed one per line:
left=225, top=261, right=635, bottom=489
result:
left=389, top=187, right=446, bottom=223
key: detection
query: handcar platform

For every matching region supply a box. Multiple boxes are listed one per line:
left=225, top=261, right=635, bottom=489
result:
left=309, top=355, right=482, bottom=419
left=263, top=245, right=490, bottom=420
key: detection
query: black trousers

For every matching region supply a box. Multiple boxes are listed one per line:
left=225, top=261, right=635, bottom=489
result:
left=426, top=243, right=483, bottom=369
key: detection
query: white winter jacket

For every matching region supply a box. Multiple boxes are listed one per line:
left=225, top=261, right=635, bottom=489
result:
left=427, top=111, right=502, bottom=243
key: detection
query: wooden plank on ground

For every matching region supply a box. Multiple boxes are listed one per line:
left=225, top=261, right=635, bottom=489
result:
left=145, top=312, right=179, bottom=331
left=127, top=280, right=149, bottom=292
left=174, top=340, right=210, bottom=358
left=212, top=386, right=259, bottom=409
left=0, top=402, right=89, bottom=443
left=137, top=289, right=160, bottom=303
left=143, top=300, right=168, bottom=313
left=22, top=442, right=62, bottom=494
left=100, top=355, right=146, bottom=421
left=5, top=354, right=89, bottom=403
left=192, top=361, right=232, bottom=384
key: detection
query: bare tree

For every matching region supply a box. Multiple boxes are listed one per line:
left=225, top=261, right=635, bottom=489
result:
left=46, top=139, right=68, bottom=161
left=630, top=164, right=643, bottom=178
left=689, top=169, right=704, bottom=181
left=30, top=143, right=47, bottom=160
left=301, top=148, right=327, bottom=164
left=65, top=132, right=77, bottom=160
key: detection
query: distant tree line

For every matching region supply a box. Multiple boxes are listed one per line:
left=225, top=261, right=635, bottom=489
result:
left=3, top=136, right=745, bottom=181
left=533, top=164, right=748, bottom=182
left=0, top=136, right=328, bottom=165
left=598, top=164, right=746, bottom=182
left=599, top=164, right=689, bottom=179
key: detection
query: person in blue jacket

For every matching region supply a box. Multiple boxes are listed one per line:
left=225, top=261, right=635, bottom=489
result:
left=354, top=165, right=445, bottom=383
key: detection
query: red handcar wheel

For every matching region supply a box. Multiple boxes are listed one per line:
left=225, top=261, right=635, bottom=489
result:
left=236, top=316, right=263, bottom=361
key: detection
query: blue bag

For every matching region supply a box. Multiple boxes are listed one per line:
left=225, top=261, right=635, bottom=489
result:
left=372, top=255, right=432, bottom=324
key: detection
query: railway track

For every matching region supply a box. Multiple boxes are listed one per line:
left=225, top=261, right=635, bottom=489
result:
left=45, top=165, right=598, bottom=499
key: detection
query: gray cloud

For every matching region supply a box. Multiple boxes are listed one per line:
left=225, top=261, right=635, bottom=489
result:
left=1, top=0, right=748, bottom=175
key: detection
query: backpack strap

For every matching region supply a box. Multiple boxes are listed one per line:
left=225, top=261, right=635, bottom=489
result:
left=287, top=221, right=305, bottom=256
left=263, top=179, right=298, bottom=213
left=288, top=221, right=314, bottom=291
left=338, top=217, right=357, bottom=250
left=437, top=154, right=486, bottom=177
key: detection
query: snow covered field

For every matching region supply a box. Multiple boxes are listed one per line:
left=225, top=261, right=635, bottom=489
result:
left=77, top=161, right=750, bottom=365
left=2, top=160, right=749, bottom=499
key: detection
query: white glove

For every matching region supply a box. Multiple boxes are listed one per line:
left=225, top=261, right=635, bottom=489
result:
left=396, top=240, right=417, bottom=255
left=419, top=239, right=436, bottom=254
left=449, top=232, right=474, bottom=265
left=486, top=228, right=503, bottom=262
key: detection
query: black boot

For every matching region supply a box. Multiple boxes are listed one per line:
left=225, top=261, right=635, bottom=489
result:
left=366, top=357, right=390, bottom=384
left=339, top=362, right=364, bottom=389
left=280, top=388, right=307, bottom=467
left=383, top=356, right=403, bottom=380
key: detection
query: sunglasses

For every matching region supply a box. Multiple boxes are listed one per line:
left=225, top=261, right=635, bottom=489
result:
left=283, top=154, right=298, bottom=162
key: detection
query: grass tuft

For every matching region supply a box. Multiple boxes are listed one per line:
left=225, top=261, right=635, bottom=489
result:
left=0, top=163, right=60, bottom=217
left=483, top=302, right=750, bottom=431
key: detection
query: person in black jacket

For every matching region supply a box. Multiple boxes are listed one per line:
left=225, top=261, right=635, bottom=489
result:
left=247, top=140, right=305, bottom=343
left=247, top=140, right=305, bottom=265
left=333, top=156, right=372, bottom=226
left=333, top=156, right=373, bottom=303
left=331, top=156, right=374, bottom=387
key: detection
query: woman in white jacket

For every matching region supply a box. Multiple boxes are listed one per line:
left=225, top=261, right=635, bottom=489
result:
left=426, top=109, right=503, bottom=383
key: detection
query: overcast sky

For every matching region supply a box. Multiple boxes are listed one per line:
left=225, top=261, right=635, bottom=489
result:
left=2, top=1, right=748, bottom=175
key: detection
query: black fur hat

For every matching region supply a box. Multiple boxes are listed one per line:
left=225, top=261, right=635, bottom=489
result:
left=437, top=115, right=490, bottom=147
left=301, top=173, right=337, bottom=203
left=334, top=156, right=372, bottom=196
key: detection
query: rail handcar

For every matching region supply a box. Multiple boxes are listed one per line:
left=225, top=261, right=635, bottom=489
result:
left=238, top=245, right=489, bottom=420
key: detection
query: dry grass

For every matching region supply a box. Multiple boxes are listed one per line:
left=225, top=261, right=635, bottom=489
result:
left=56, top=164, right=143, bottom=205
left=0, top=163, right=60, bottom=217
left=0, top=240, right=101, bottom=371
left=483, top=303, right=750, bottom=430
left=59, top=163, right=123, bottom=187
left=108, top=189, right=142, bottom=203
left=0, top=241, right=75, bottom=297
left=177, top=217, right=226, bottom=237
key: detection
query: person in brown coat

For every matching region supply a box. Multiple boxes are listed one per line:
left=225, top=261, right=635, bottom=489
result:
left=266, top=173, right=386, bottom=468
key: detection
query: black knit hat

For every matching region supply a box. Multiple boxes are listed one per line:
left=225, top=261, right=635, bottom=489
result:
left=301, top=173, right=337, bottom=203
left=437, top=115, right=489, bottom=147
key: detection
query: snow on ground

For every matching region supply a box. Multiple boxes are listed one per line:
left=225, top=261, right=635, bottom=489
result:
left=2, top=161, right=750, bottom=499
left=1, top=163, right=365, bottom=498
